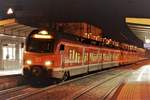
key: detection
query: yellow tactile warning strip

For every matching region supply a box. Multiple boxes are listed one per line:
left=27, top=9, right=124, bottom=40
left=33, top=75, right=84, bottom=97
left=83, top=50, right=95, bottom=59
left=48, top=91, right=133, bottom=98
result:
left=112, top=64, right=150, bottom=100
left=126, top=17, right=150, bottom=26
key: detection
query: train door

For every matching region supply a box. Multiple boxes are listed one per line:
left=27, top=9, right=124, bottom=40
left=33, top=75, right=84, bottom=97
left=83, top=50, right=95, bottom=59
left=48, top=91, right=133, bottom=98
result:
left=59, top=42, right=87, bottom=76
left=98, top=48, right=103, bottom=70
left=63, top=45, right=82, bottom=67
left=119, top=50, right=124, bottom=65
left=102, top=48, right=113, bottom=69
left=101, top=48, right=104, bottom=69
left=83, top=47, right=90, bottom=73
left=88, top=47, right=99, bottom=72
left=112, top=50, right=120, bottom=67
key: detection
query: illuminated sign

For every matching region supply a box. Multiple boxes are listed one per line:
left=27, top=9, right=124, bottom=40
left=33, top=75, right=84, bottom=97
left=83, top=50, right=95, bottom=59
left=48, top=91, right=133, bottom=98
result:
left=33, top=34, right=53, bottom=39
left=38, top=30, right=49, bottom=35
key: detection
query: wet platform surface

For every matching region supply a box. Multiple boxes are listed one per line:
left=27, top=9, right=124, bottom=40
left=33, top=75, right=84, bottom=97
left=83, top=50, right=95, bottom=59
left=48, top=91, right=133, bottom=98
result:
left=112, top=62, right=150, bottom=100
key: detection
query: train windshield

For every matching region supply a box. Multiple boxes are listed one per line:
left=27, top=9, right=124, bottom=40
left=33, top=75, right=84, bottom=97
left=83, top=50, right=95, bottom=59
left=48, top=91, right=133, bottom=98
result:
left=26, top=39, right=54, bottom=53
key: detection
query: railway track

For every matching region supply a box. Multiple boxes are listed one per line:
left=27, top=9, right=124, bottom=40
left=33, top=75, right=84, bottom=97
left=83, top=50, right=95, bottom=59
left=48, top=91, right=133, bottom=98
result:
left=0, top=85, right=28, bottom=96
left=71, top=71, right=128, bottom=100
left=0, top=68, right=130, bottom=100
left=0, top=74, right=25, bottom=91
left=0, top=85, right=41, bottom=100
left=0, top=60, right=148, bottom=100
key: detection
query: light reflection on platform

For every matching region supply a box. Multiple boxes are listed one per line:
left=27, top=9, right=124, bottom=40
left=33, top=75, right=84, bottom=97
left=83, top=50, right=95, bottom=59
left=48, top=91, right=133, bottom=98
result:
left=113, top=64, right=150, bottom=100
left=0, top=69, right=22, bottom=76
left=127, top=65, right=150, bottom=82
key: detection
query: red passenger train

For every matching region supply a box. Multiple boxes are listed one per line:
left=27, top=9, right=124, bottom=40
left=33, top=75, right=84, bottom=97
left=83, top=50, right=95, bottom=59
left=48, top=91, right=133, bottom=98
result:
left=23, top=29, right=145, bottom=80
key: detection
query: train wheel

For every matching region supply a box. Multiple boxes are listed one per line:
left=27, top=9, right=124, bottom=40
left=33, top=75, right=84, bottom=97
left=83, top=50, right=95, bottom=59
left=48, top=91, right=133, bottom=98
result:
left=62, top=71, right=70, bottom=81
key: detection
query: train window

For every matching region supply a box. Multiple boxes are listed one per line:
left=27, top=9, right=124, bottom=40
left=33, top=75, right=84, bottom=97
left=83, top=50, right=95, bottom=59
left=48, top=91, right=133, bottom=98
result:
left=27, top=39, right=54, bottom=53
left=72, top=50, right=75, bottom=60
left=74, top=52, right=80, bottom=63
left=83, top=53, right=87, bottom=63
left=77, top=53, right=80, bottom=64
left=90, top=53, right=98, bottom=62
left=99, top=42, right=102, bottom=46
left=75, top=37, right=80, bottom=41
left=81, top=38, right=85, bottom=43
left=98, top=53, right=103, bottom=60
left=85, top=39, right=90, bottom=44
left=91, top=41, right=96, bottom=45
left=113, top=53, right=119, bottom=61
left=69, top=49, right=81, bottom=64
left=59, top=44, right=65, bottom=51
left=81, top=39, right=85, bottom=43
left=96, top=41, right=99, bottom=46
left=69, top=50, right=73, bottom=60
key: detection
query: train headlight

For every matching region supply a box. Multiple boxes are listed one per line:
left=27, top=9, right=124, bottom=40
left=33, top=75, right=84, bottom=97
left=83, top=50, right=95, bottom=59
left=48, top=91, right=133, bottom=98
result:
left=45, top=61, right=52, bottom=66
left=26, top=60, right=32, bottom=65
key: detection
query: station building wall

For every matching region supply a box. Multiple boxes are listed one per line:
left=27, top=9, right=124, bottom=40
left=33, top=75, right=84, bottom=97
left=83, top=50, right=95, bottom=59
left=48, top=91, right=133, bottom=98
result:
left=0, top=35, right=25, bottom=71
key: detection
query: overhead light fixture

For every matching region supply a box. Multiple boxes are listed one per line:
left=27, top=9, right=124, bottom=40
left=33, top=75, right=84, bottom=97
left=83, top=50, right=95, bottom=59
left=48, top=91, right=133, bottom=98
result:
left=7, top=8, right=14, bottom=15
left=145, top=39, right=150, bottom=43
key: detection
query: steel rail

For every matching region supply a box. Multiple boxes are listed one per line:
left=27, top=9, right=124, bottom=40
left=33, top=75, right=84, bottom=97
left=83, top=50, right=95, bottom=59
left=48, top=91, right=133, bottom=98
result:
left=8, top=69, right=117, bottom=100
left=72, top=72, right=129, bottom=100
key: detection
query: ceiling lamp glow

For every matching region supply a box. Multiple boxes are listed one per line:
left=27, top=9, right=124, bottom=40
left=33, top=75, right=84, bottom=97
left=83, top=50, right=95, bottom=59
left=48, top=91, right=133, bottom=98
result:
left=7, top=8, right=14, bottom=15
left=145, top=39, right=150, bottom=43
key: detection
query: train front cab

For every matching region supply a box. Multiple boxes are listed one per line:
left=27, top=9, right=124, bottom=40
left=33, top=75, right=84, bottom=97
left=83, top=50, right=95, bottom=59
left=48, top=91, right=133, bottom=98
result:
left=23, top=30, right=57, bottom=79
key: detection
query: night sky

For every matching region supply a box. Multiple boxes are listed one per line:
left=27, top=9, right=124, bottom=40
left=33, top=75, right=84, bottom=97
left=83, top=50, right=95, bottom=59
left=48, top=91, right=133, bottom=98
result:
left=1, top=0, right=150, bottom=47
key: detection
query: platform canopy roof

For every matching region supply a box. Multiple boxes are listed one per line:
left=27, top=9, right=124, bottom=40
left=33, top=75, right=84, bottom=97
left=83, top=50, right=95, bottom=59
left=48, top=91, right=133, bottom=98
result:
left=126, top=18, right=150, bottom=44
left=0, top=18, right=36, bottom=37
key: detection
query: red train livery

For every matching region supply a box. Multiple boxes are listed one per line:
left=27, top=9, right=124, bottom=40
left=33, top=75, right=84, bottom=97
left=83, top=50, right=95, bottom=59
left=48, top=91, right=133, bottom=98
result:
left=23, top=29, right=145, bottom=80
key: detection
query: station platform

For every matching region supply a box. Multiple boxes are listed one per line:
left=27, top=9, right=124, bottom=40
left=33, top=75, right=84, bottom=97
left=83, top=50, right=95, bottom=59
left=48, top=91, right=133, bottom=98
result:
left=112, top=62, right=150, bottom=100
left=0, top=69, right=22, bottom=76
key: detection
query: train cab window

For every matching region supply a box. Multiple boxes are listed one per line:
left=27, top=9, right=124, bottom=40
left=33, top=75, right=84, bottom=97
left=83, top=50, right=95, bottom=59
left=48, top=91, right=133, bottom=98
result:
left=81, top=38, right=86, bottom=43
left=75, top=37, right=80, bottom=41
left=26, top=39, right=54, bottom=53
left=91, top=41, right=97, bottom=45
left=99, top=42, right=102, bottom=46
left=85, top=39, right=90, bottom=44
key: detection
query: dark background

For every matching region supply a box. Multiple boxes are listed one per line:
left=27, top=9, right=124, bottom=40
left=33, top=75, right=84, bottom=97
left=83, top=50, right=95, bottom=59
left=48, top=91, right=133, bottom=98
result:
left=1, top=0, right=150, bottom=47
